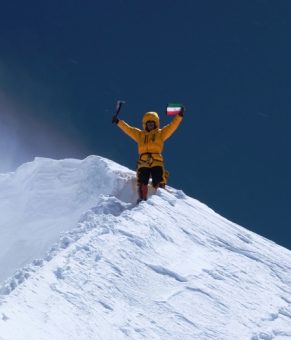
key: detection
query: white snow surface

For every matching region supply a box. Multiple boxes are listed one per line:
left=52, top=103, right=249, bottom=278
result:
left=0, top=155, right=290, bottom=340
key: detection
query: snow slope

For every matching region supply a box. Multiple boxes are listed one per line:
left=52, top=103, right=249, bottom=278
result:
left=0, top=156, right=135, bottom=284
left=0, top=156, right=290, bottom=340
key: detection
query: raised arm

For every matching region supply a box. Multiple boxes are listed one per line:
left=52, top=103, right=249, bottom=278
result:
left=116, top=120, right=141, bottom=142
left=161, top=115, right=183, bottom=141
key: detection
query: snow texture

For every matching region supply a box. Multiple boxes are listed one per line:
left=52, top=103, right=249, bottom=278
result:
left=0, top=155, right=290, bottom=340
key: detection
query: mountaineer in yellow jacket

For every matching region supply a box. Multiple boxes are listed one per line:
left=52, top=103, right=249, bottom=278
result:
left=112, top=108, right=183, bottom=202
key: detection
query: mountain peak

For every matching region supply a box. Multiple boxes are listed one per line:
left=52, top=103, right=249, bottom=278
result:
left=0, top=156, right=290, bottom=339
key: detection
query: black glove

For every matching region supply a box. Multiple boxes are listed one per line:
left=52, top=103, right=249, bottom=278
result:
left=112, top=115, right=119, bottom=124
left=178, top=106, right=185, bottom=117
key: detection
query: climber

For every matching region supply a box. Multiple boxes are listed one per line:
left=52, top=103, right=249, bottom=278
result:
left=112, top=107, right=184, bottom=202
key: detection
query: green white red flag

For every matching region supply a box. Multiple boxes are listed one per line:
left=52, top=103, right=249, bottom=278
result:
left=166, top=103, right=183, bottom=116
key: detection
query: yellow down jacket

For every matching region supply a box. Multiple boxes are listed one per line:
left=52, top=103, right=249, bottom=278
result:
left=117, top=111, right=183, bottom=167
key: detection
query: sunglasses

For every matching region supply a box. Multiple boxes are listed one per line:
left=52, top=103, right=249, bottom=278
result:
left=146, top=121, right=156, bottom=126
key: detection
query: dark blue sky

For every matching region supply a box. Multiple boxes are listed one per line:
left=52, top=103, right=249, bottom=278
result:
left=0, top=1, right=290, bottom=249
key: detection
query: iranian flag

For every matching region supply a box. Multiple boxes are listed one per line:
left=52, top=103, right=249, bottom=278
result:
left=166, top=103, right=184, bottom=116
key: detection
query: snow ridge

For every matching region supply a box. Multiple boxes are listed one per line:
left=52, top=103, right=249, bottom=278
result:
left=0, top=155, right=136, bottom=295
left=0, top=156, right=290, bottom=340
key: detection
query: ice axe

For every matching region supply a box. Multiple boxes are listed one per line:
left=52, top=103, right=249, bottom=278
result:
left=112, top=100, right=126, bottom=123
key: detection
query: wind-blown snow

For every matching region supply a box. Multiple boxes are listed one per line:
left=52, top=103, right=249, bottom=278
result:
left=0, top=156, right=135, bottom=283
left=0, top=155, right=290, bottom=340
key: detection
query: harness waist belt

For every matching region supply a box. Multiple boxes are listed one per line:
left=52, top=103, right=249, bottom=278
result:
left=139, top=153, right=162, bottom=159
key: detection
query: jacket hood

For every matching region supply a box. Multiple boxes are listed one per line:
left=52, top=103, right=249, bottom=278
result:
left=142, top=112, right=160, bottom=130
